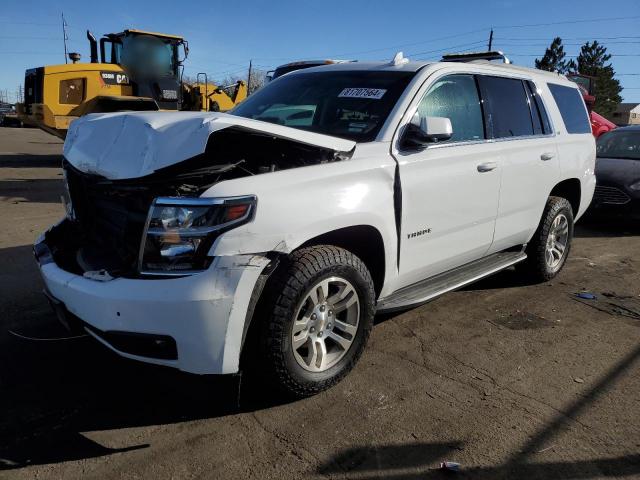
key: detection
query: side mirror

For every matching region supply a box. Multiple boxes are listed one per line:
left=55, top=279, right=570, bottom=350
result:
left=402, top=114, right=453, bottom=149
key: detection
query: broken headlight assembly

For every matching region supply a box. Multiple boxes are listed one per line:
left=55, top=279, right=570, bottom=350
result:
left=138, top=195, right=256, bottom=275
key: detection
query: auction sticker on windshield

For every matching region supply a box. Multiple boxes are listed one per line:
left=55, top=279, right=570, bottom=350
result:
left=338, top=88, right=387, bottom=99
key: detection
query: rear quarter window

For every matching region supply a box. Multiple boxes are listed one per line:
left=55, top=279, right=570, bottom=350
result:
left=548, top=83, right=591, bottom=134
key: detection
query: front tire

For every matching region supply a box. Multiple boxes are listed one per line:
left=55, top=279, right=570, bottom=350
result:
left=258, top=246, right=375, bottom=398
left=520, top=196, right=574, bottom=281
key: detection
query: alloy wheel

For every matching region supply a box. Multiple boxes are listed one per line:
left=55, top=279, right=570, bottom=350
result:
left=291, top=276, right=360, bottom=372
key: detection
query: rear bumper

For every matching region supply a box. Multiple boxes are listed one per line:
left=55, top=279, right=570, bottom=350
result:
left=34, top=229, right=270, bottom=374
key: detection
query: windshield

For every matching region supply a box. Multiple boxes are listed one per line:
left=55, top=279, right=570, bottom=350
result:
left=597, top=130, right=640, bottom=160
left=119, top=35, right=177, bottom=77
left=231, top=70, right=415, bottom=142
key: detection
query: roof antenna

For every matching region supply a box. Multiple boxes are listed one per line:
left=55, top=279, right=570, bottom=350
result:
left=389, top=51, right=409, bottom=66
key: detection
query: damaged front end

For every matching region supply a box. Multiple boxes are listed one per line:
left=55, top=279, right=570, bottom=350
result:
left=46, top=120, right=355, bottom=279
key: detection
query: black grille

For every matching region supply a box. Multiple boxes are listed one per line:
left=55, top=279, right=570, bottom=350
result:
left=64, top=162, right=154, bottom=273
left=594, top=185, right=630, bottom=205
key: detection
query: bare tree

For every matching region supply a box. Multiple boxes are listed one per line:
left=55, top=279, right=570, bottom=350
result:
left=247, top=69, right=266, bottom=94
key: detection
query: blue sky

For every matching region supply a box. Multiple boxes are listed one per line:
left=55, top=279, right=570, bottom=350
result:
left=1, top=0, right=639, bottom=103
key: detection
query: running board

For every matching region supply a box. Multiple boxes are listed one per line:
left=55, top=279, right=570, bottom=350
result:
left=377, top=251, right=527, bottom=313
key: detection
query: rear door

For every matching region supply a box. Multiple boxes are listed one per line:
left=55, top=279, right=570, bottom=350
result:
left=477, top=76, right=560, bottom=253
left=394, top=73, right=504, bottom=289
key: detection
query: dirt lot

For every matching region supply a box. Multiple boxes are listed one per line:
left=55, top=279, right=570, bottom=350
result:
left=0, top=126, right=639, bottom=479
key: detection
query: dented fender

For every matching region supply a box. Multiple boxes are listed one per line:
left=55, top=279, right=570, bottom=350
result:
left=205, top=142, right=400, bottom=297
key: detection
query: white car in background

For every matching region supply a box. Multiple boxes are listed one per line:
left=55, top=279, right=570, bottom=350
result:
left=34, top=52, right=595, bottom=398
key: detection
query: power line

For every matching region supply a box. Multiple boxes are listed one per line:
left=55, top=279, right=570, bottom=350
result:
left=0, top=52, right=62, bottom=55
left=497, top=41, right=640, bottom=47
left=247, top=29, right=491, bottom=63
left=0, top=35, right=65, bottom=40
left=407, top=40, right=488, bottom=58
left=304, top=14, right=640, bottom=61
left=494, top=15, right=640, bottom=29
left=0, top=21, right=59, bottom=26
left=495, top=36, right=640, bottom=41
left=508, top=54, right=640, bottom=57
left=323, top=28, right=489, bottom=58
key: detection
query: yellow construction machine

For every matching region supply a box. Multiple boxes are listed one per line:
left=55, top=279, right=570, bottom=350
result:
left=17, top=29, right=246, bottom=138
left=181, top=73, right=247, bottom=113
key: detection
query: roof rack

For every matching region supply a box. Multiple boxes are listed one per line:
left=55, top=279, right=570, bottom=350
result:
left=441, top=51, right=511, bottom=64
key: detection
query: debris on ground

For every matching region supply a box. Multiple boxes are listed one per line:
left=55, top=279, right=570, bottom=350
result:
left=440, top=461, right=461, bottom=472
left=572, top=292, right=640, bottom=320
left=575, top=292, right=597, bottom=300
left=494, top=311, right=555, bottom=330
left=574, top=377, right=585, bottom=384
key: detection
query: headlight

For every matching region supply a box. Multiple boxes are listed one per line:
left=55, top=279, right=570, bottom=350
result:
left=139, top=195, right=256, bottom=274
left=630, top=180, right=640, bottom=191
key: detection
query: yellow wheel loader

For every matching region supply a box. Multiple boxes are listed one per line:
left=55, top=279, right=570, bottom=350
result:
left=17, top=29, right=247, bottom=138
left=181, top=73, right=248, bottom=113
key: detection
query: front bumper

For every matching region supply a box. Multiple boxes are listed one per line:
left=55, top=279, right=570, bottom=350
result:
left=34, top=226, right=270, bottom=374
left=587, top=184, right=640, bottom=220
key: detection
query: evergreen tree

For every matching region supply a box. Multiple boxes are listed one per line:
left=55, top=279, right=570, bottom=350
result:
left=575, top=41, right=623, bottom=118
left=535, top=37, right=572, bottom=74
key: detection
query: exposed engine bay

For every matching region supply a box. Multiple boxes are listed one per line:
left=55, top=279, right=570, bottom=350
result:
left=48, top=126, right=354, bottom=278
left=145, top=126, right=353, bottom=196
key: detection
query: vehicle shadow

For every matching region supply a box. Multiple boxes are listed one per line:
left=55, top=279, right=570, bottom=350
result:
left=574, top=217, right=640, bottom=238
left=0, top=178, right=65, bottom=204
left=315, top=342, right=640, bottom=479
left=0, top=244, right=290, bottom=471
left=0, top=321, right=288, bottom=470
left=0, top=153, right=63, bottom=169
left=372, top=267, right=538, bottom=324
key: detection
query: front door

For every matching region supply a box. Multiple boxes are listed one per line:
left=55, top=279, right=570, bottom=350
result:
left=394, top=74, right=502, bottom=289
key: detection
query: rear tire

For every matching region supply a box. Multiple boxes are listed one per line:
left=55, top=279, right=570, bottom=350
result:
left=519, top=196, right=574, bottom=282
left=257, top=245, right=375, bottom=399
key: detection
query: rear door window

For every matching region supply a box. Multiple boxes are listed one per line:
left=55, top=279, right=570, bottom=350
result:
left=548, top=83, right=591, bottom=134
left=477, top=76, right=534, bottom=138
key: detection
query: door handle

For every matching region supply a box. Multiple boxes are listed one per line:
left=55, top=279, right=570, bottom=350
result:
left=477, top=162, right=497, bottom=172
left=540, top=152, right=555, bottom=161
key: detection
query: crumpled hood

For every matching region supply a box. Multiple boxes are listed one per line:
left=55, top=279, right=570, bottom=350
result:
left=63, top=111, right=356, bottom=180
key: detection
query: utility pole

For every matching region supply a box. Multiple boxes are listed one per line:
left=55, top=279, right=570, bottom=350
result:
left=487, top=28, right=494, bottom=51
left=62, top=12, right=69, bottom=64
left=247, top=59, right=253, bottom=96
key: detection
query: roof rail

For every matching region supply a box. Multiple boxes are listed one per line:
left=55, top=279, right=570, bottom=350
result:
left=441, top=51, right=511, bottom=64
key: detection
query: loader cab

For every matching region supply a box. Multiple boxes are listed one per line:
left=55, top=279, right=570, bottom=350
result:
left=98, top=29, right=187, bottom=109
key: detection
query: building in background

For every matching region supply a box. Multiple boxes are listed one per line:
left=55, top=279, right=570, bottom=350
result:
left=609, top=103, right=640, bottom=126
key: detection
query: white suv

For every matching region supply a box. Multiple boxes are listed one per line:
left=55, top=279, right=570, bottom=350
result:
left=35, top=54, right=595, bottom=397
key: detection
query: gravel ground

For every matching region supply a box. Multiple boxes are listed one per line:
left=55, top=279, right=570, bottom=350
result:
left=0, top=126, right=639, bottom=479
